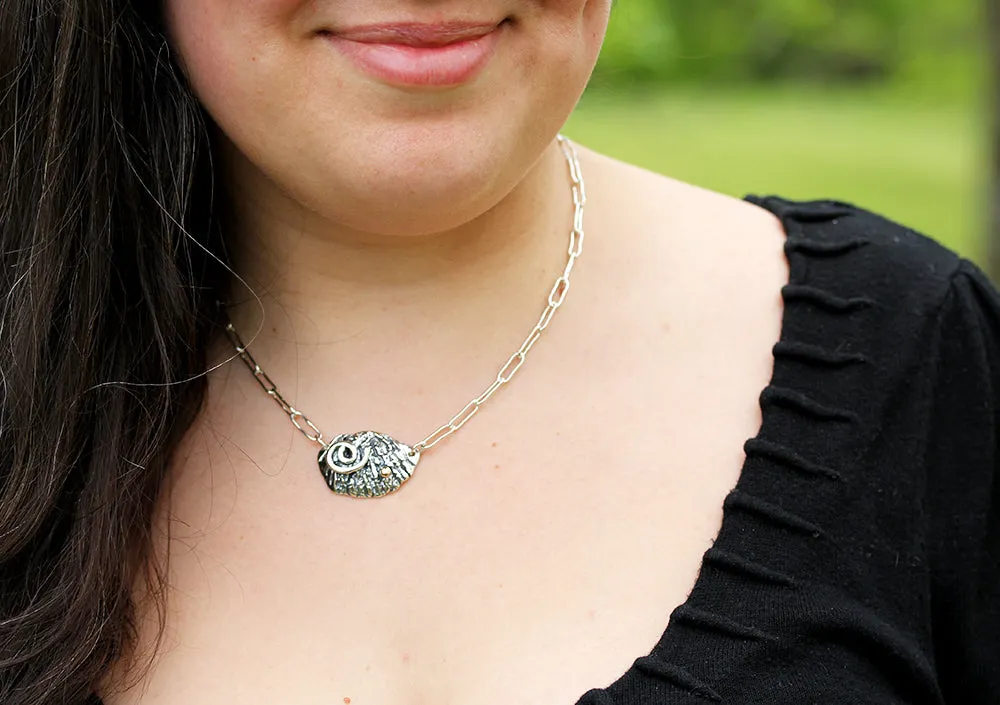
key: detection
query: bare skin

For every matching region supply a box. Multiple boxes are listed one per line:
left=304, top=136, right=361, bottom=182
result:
left=97, top=2, right=789, bottom=702
left=98, top=146, right=789, bottom=705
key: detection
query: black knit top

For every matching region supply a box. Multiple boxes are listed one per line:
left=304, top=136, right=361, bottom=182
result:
left=574, top=196, right=1000, bottom=704
left=90, top=197, right=1000, bottom=705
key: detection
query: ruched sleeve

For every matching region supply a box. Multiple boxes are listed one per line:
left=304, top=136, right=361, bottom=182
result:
left=925, top=258, right=1000, bottom=701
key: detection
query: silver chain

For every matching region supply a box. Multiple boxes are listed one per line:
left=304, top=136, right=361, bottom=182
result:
left=223, top=134, right=586, bottom=456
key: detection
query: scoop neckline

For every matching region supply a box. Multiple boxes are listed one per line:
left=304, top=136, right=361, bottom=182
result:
left=574, top=194, right=805, bottom=704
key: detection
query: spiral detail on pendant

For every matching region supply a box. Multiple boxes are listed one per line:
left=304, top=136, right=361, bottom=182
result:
left=325, top=439, right=369, bottom=474
left=317, top=431, right=419, bottom=498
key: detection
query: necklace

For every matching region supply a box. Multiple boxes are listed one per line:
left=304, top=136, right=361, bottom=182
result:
left=223, top=135, right=586, bottom=498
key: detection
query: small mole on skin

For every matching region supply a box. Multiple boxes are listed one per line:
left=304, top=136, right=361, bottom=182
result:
left=494, top=464, right=501, bottom=470
left=491, top=441, right=497, bottom=447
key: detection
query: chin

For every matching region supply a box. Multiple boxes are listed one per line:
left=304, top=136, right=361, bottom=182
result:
left=291, top=119, right=553, bottom=237
left=317, top=160, right=518, bottom=238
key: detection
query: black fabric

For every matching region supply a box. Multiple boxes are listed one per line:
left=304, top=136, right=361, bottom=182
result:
left=89, top=197, right=1000, bottom=705
left=574, top=196, right=1000, bottom=704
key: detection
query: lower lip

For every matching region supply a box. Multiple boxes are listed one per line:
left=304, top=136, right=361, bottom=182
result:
left=323, top=28, right=503, bottom=87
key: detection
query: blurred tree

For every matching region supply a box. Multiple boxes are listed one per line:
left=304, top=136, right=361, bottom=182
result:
left=598, top=1, right=675, bottom=81
left=594, top=0, right=978, bottom=85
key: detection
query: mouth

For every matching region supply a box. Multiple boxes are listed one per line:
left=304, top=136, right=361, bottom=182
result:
left=330, top=20, right=507, bottom=47
left=319, top=19, right=510, bottom=88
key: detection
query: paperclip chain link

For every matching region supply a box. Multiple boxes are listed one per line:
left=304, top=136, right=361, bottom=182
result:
left=224, top=134, right=586, bottom=457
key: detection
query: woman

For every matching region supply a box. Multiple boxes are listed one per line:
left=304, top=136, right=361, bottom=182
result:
left=1, top=1, right=996, bottom=703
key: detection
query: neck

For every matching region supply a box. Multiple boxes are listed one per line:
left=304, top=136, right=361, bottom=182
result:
left=219, top=139, right=575, bottom=366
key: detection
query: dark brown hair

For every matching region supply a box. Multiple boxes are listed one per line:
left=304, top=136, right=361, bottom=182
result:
left=0, top=1, right=228, bottom=702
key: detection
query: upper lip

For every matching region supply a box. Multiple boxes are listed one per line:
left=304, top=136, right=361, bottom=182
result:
left=326, top=21, right=503, bottom=47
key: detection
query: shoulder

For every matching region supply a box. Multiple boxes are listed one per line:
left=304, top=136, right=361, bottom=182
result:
left=577, top=146, right=986, bottom=361
left=745, top=195, right=965, bottom=313
left=739, top=195, right=1000, bottom=416
left=579, top=145, right=962, bottom=295
left=576, top=144, right=985, bottom=330
left=576, top=147, right=790, bottom=324
left=578, top=147, right=784, bottom=249
left=583, top=142, right=969, bottom=323
left=736, top=197, right=1000, bottom=495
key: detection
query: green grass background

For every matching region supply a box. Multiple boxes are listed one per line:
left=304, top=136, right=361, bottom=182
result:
left=564, top=86, right=988, bottom=262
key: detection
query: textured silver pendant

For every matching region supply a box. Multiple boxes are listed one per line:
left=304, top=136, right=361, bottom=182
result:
left=317, top=431, right=420, bottom=498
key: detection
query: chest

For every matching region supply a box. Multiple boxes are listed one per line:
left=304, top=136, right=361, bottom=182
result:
left=96, top=209, right=790, bottom=705
left=98, top=366, right=766, bottom=705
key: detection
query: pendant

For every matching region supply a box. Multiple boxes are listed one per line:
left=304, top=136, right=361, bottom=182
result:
left=317, top=431, right=420, bottom=498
